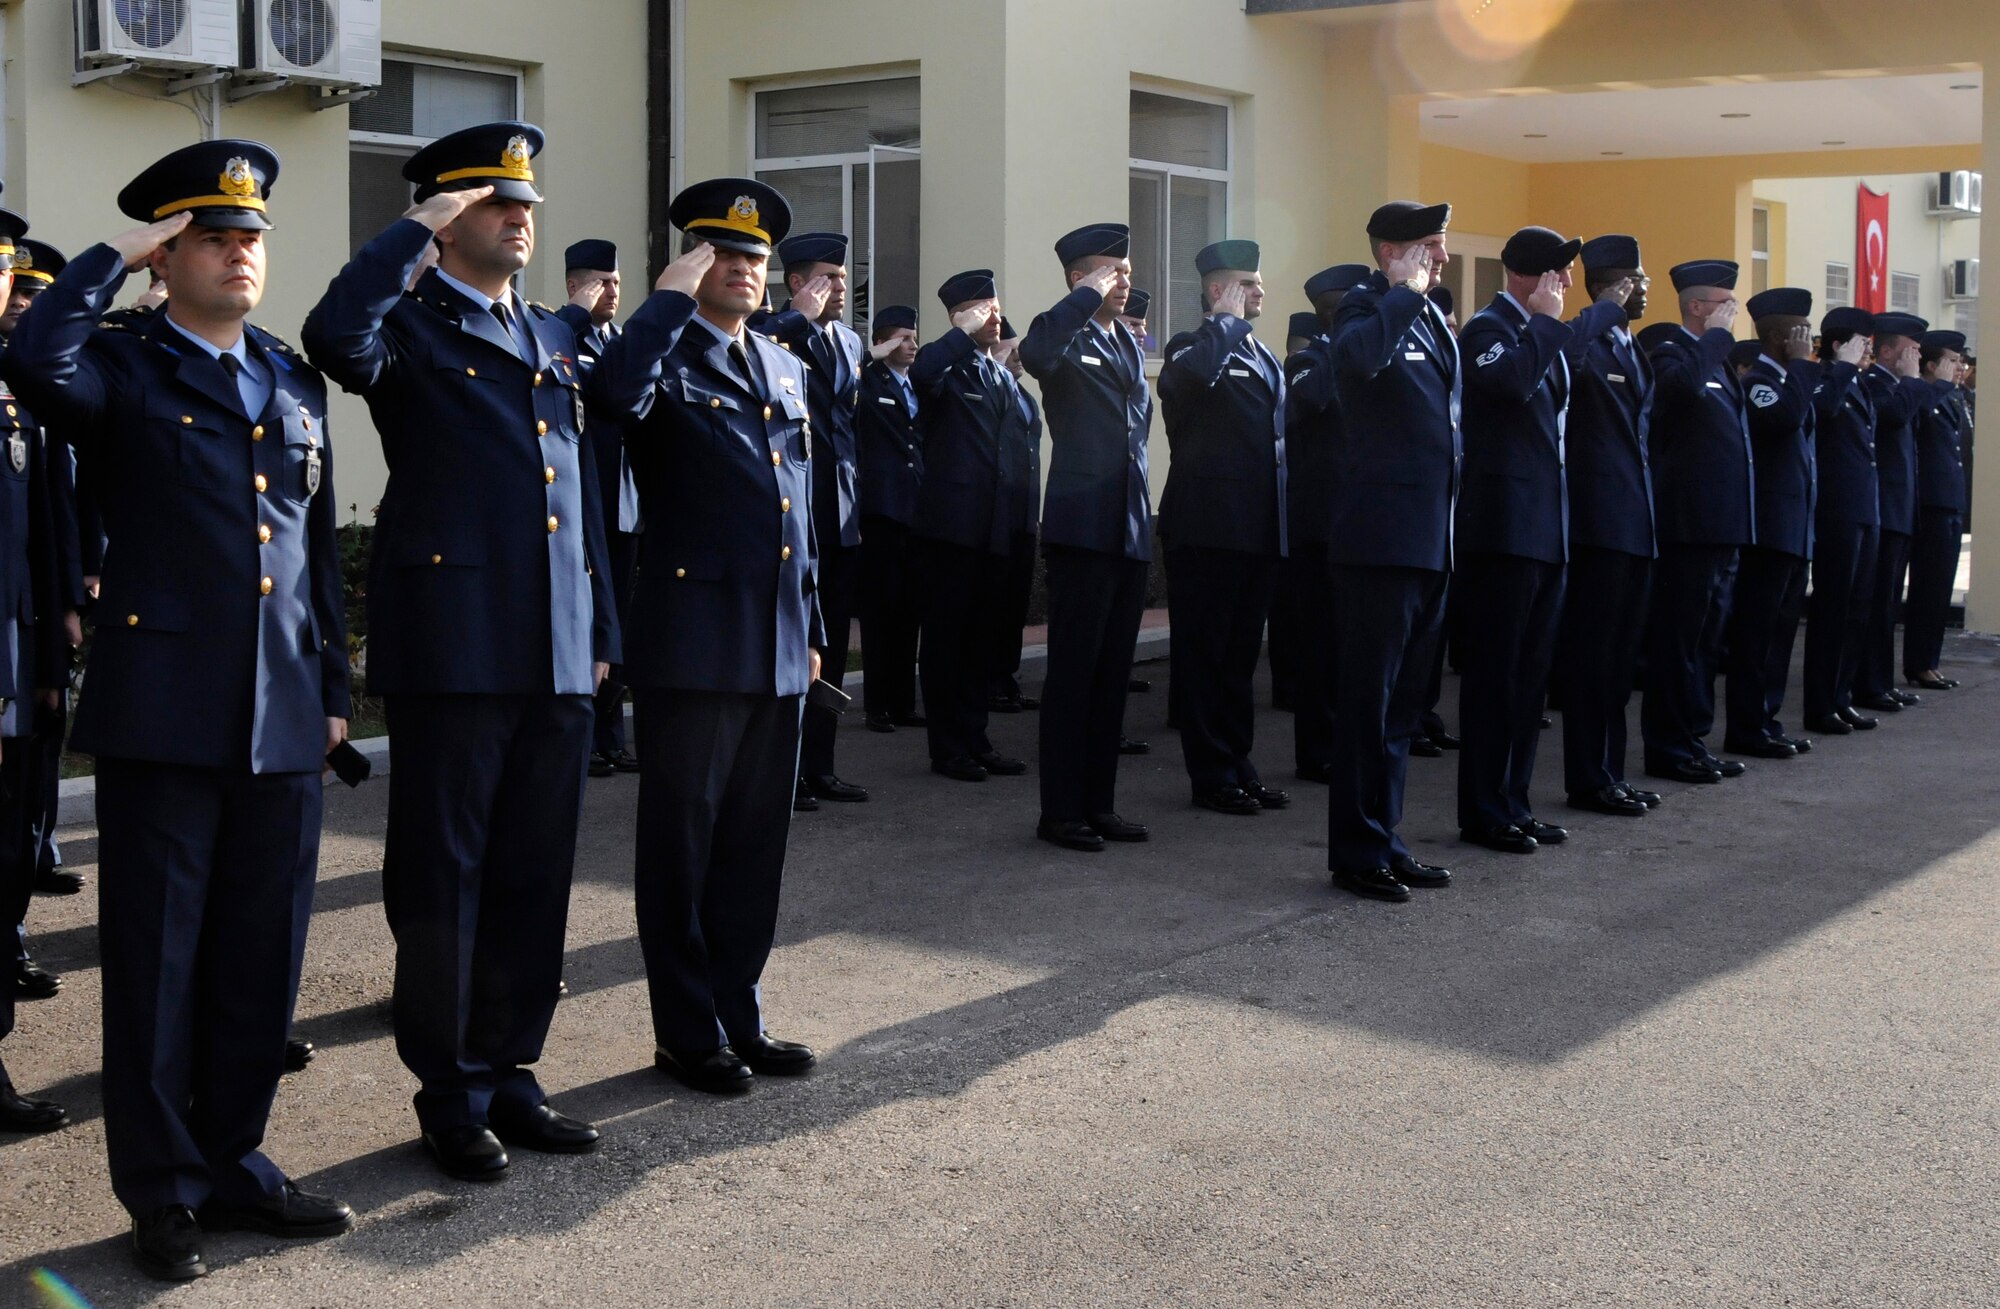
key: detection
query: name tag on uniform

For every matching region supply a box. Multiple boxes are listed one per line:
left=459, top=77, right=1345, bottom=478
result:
left=1228, top=367, right=1252, bottom=377
left=1081, top=355, right=1103, bottom=366
left=1404, top=351, right=1426, bottom=361
left=962, top=392, right=986, bottom=401
left=878, top=396, right=898, bottom=405
left=1608, top=373, right=1627, bottom=383
left=1706, top=381, right=1724, bottom=389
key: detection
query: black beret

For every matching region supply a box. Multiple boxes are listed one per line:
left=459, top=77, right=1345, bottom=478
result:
left=671, top=177, right=792, bottom=257
left=119, top=139, right=280, bottom=232
left=1367, top=200, right=1451, bottom=242
left=1055, top=223, right=1130, bottom=266
left=1123, top=288, right=1151, bottom=319
left=1921, top=330, right=1967, bottom=353
left=1287, top=312, right=1322, bottom=341
left=11, top=238, right=65, bottom=285
left=1727, top=339, right=1765, bottom=371
left=1745, top=288, right=1812, bottom=321
left=1669, top=260, right=1739, bottom=292
left=406, top=122, right=543, bottom=204
left=1305, top=263, right=1371, bottom=301
left=776, top=231, right=849, bottom=269
left=874, top=304, right=917, bottom=333
left=938, top=269, right=997, bottom=308
left=1872, top=312, right=1929, bottom=339
left=1427, top=285, right=1455, bottom=316
left=1501, top=226, right=1582, bottom=277
left=1820, top=306, right=1876, bottom=338
left=1195, top=240, right=1260, bottom=275
left=563, top=239, right=618, bottom=272
left=1580, top=234, right=1641, bottom=272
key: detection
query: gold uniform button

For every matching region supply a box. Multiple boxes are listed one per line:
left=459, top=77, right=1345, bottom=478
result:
left=545, top=466, right=557, bottom=484
left=675, top=567, right=687, bottom=578
left=259, top=577, right=274, bottom=596
left=547, top=515, right=560, bottom=533
left=432, top=554, right=443, bottom=564
left=254, top=474, right=268, bottom=493
left=127, top=614, right=139, bottom=627
left=181, top=415, right=194, bottom=425
left=466, top=367, right=477, bottom=377
left=763, top=405, right=773, bottom=420
left=302, top=416, right=313, bottom=430
left=771, top=450, right=782, bottom=466
left=309, top=435, right=319, bottom=448
left=258, top=524, right=272, bottom=544
left=781, top=545, right=792, bottom=561
left=710, top=397, right=722, bottom=409
left=534, top=372, right=544, bottom=386
left=781, top=497, right=791, bottom=512
left=4, top=405, right=14, bottom=417
left=537, top=420, right=548, bottom=435
left=252, top=424, right=265, bottom=441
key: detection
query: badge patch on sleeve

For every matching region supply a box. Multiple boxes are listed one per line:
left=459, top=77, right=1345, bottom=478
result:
left=1475, top=343, right=1504, bottom=367
left=1748, top=383, right=1780, bottom=409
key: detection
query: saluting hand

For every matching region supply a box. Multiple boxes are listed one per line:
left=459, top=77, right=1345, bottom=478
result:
left=1526, top=271, right=1567, bottom=319
left=1784, top=322, right=1814, bottom=362
left=403, top=185, right=496, bottom=232
left=569, top=276, right=607, bottom=312
left=106, top=212, right=192, bottom=270
left=1384, top=242, right=1433, bottom=294
left=791, top=275, right=834, bottom=322
left=655, top=242, right=716, bottom=297
left=1595, top=276, right=1636, bottom=308
left=1834, top=332, right=1870, bottom=366
left=1074, top=263, right=1121, bottom=302
left=1211, top=280, right=1251, bottom=321
left=868, top=335, right=902, bottom=361
left=952, top=300, right=997, bottom=337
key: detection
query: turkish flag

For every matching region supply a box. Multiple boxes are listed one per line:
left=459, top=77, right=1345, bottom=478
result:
left=1856, top=185, right=1890, bottom=311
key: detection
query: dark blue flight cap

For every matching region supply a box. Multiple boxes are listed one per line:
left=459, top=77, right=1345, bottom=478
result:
left=1873, top=312, right=1928, bottom=339
left=1745, top=288, right=1812, bottom=321
left=1580, top=234, right=1642, bottom=272
left=1367, top=200, right=1451, bottom=242
left=1820, top=306, right=1875, bottom=338
left=776, top=231, right=849, bottom=269
left=1287, top=312, right=1321, bottom=341
left=11, top=238, right=65, bottom=285
left=1000, top=317, right=1019, bottom=341
left=1054, top=223, right=1130, bottom=267
left=1427, top=285, right=1455, bottom=317
left=1304, top=263, right=1371, bottom=301
left=1123, top=288, right=1151, bottom=319
left=1921, top=329, right=1968, bottom=353
left=406, top=121, right=544, bottom=204
left=1727, top=339, right=1764, bottom=371
left=0, top=206, right=25, bottom=272
left=937, top=269, right=997, bottom=308
left=1502, top=226, right=1582, bottom=277
left=117, top=139, right=279, bottom=232
left=1636, top=322, right=1684, bottom=354
left=670, top=177, right=791, bottom=257
left=874, top=304, right=917, bottom=333
left=563, top=239, right=618, bottom=272
left=1195, top=240, right=1260, bottom=275
left=1669, top=260, right=1739, bottom=292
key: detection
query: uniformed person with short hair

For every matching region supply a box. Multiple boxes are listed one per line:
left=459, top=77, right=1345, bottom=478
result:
left=1801, top=306, right=1882, bottom=732
left=987, top=317, right=1042, bottom=714
left=855, top=304, right=925, bottom=733
left=1854, top=312, right=1930, bottom=710
left=7, top=140, right=355, bottom=1279
left=304, top=122, right=617, bottom=1179
left=1904, top=330, right=1971, bottom=690
left=586, top=178, right=822, bottom=1094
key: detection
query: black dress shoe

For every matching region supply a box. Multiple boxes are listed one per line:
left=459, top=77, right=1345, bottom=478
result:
left=1193, top=786, right=1261, bottom=816
left=1461, top=824, right=1537, bottom=854
left=1777, top=735, right=1813, bottom=754
left=655, top=1046, right=754, bottom=1094
left=15, top=960, right=60, bottom=999
left=1699, top=755, right=1747, bottom=777
left=932, top=755, right=989, bottom=782
left=32, top=867, right=83, bottom=895
left=1087, top=813, right=1149, bottom=842
left=284, top=1038, right=315, bottom=1072
left=1409, top=737, right=1443, bottom=758
left=1388, top=854, right=1452, bottom=887
left=735, top=1034, right=816, bottom=1077
left=1332, top=867, right=1411, bottom=903
left=1568, top=786, right=1649, bottom=816
left=1852, top=693, right=1904, bottom=713
left=1119, top=736, right=1150, bottom=755
left=804, top=774, right=869, bottom=802
left=607, top=749, right=642, bottom=773
left=1836, top=707, right=1879, bottom=730
left=588, top=753, right=616, bottom=778
left=1539, top=715, right=1553, bottom=729
left=1128, top=677, right=1152, bottom=693
left=894, top=712, right=930, bottom=727
left=1294, top=763, right=1332, bottom=784
left=988, top=694, right=1025, bottom=713
left=1723, top=735, right=1796, bottom=759
left=1038, top=817, right=1105, bottom=852
left=1807, top=714, right=1854, bottom=735
left=1889, top=688, right=1921, bottom=706
left=1242, top=781, right=1290, bottom=810
left=1645, top=759, right=1724, bottom=784
left=0, top=1081, right=68, bottom=1133
left=974, top=751, right=1027, bottom=776
left=1617, top=784, right=1664, bottom=808
left=491, top=1102, right=600, bottom=1154
left=197, top=1181, right=355, bottom=1237
left=1520, top=818, right=1567, bottom=845
left=423, top=1125, right=511, bottom=1180
left=1428, top=730, right=1462, bottom=750
left=792, top=779, right=820, bottom=812
left=865, top=711, right=897, bottom=733
left=133, top=1205, right=206, bottom=1281
left=1018, top=695, right=1041, bottom=710
left=1909, top=672, right=1955, bottom=690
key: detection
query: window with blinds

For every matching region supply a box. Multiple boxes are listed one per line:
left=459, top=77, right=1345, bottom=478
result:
left=348, top=57, right=523, bottom=256
left=1890, top=271, right=1921, bottom=314
left=1128, top=90, right=1231, bottom=354
left=1825, top=262, right=1852, bottom=310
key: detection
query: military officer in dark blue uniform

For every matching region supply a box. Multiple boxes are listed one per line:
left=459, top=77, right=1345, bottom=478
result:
left=1455, top=226, right=1625, bottom=854
left=910, top=270, right=1027, bottom=782
left=1021, top=223, right=1152, bottom=852
left=7, top=141, right=355, bottom=1279
left=586, top=178, right=822, bottom=1095
left=1904, top=330, right=1971, bottom=690
left=1119, top=288, right=1152, bottom=352
left=1159, top=239, right=1289, bottom=816
left=987, top=317, right=1042, bottom=714
left=1801, top=306, right=1881, bottom=732
left=1721, top=287, right=1817, bottom=752
left=1640, top=260, right=1755, bottom=783
left=1553, top=235, right=1659, bottom=817
left=856, top=304, right=925, bottom=733
left=1855, top=312, right=1929, bottom=710
left=304, top=122, right=616, bottom=1179
left=1325, top=201, right=1461, bottom=902
left=761, top=231, right=869, bottom=807
left=1416, top=281, right=1463, bottom=760
left=556, top=238, right=643, bottom=777
left=1284, top=262, right=1370, bottom=784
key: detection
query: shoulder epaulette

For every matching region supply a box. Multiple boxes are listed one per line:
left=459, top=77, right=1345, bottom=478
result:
left=249, top=325, right=300, bottom=357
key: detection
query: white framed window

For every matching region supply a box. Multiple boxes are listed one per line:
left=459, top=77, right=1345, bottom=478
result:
left=1750, top=204, right=1771, bottom=295
left=1129, top=88, right=1232, bottom=354
left=1825, top=261, right=1852, bottom=310
left=750, top=76, right=921, bottom=332
left=347, top=55, right=525, bottom=256
left=1890, top=271, right=1921, bottom=314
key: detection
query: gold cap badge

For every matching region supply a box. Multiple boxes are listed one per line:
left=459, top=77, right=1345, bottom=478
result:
left=219, top=157, right=257, bottom=199
left=503, top=135, right=532, bottom=171
left=731, top=195, right=760, bottom=225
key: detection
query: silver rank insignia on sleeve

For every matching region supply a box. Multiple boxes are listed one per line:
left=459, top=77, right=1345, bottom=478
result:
left=7, top=432, right=25, bottom=474
left=1748, top=383, right=1780, bottom=409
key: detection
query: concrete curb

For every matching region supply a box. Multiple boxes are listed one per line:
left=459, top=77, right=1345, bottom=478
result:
left=54, top=625, right=1174, bottom=827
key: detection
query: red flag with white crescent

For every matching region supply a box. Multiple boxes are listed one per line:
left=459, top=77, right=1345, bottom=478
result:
left=1856, top=184, right=1890, bottom=312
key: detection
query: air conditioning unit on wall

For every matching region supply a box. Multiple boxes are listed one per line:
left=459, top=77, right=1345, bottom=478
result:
left=76, top=0, right=239, bottom=72
left=1947, top=258, right=1979, bottom=300
left=243, top=0, right=380, bottom=90
left=1930, top=170, right=1982, bottom=218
